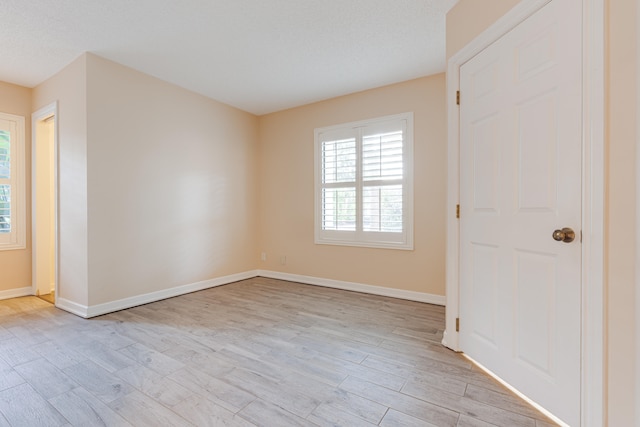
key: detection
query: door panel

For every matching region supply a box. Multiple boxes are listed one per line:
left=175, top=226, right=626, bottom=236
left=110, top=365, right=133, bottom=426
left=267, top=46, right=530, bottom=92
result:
left=459, top=0, right=582, bottom=425
left=514, top=249, right=557, bottom=376
left=472, top=116, right=501, bottom=212
left=470, top=243, right=499, bottom=347
left=517, top=92, right=558, bottom=211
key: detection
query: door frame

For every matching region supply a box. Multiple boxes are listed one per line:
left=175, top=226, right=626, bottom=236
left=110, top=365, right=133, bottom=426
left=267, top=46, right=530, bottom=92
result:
left=31, top=102, right=59, bottom=304
left=442, top=1, right=605, bottom=425
left=636, top=0, right=640, bottom=420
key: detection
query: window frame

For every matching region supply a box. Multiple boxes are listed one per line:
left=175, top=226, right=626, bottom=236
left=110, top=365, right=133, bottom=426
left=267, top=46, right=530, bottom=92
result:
left=0, top=112, right=26, bottom=251
left=314, top=112, right=414, bottom=250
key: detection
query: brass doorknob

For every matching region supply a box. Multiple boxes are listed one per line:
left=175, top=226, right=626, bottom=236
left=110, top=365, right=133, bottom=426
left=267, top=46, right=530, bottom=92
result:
left=552, top=228, right=575, bottom=243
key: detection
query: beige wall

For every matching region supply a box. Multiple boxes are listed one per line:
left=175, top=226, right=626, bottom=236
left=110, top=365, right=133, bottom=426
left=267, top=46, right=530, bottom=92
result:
left=258, top=75, right=447, bottom=295
left=6, top=53, right=261, bottom=308
left=607, top=0, right=638, bottom=424
left=0, top=81, right=32, bottom=293
left=33, top=54, right=89, bottom=306
left=447, top=0, right=639, bottom=424
left=85, top=54, right=259, bottom=305
left=446, top=0, right=520, bottom=59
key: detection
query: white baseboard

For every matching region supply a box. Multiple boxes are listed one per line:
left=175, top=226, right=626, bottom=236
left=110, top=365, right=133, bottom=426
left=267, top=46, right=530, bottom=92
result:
left=56, top=270, right=259, bottom=318
left=53, top=269, right=444, bottom=318
left=0, top=286, right=32, bottom=301
left=56, top=297, right=90, bottom=318
left=256, top=270, right=446, bottom=306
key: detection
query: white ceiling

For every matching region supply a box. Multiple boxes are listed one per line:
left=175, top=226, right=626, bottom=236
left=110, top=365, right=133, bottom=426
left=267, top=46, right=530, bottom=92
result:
left=0, top=0, right=458, bottom=115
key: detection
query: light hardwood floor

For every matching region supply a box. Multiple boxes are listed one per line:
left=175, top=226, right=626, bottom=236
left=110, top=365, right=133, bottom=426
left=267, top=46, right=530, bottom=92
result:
left=0, top=277, right=558, bottom=426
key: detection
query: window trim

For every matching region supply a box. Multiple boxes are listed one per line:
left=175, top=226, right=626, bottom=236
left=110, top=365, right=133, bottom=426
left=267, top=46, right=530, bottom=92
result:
left=0, top=112, right=26, bottom=251
left=314, top=112, right=414, bottom=250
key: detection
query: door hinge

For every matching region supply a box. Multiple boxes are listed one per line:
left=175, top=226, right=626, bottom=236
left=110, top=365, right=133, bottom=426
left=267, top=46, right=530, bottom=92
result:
left=456, top=204, right=460, bottom=219
left=456, top=317, right=460, bottom=332
left=456, top=91, right=460, bottom=105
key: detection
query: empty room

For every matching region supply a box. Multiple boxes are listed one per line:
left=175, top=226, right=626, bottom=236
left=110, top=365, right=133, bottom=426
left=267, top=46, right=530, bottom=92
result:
left=0, top=0, right=638, bottom=426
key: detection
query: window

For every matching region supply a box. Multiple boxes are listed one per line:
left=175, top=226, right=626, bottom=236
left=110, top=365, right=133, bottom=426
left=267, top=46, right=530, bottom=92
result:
left=314, top=113, right=413, bottom=249
left=0, top=112, right=26, bottom=250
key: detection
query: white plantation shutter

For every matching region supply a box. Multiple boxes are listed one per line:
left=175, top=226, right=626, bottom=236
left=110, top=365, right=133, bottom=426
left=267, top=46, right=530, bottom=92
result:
left=362, top=129, right=404, bottom=232
left=322, top=137, right=356, bottom=184
left=362, top=185, right=403, bottom=232
left=315, top=113, right=413, bottom=249
left=321, top=136, right=357, bottom=231
left=0, top=185, right=10, bottom=232
left=0, top=132, right=10, bottom=233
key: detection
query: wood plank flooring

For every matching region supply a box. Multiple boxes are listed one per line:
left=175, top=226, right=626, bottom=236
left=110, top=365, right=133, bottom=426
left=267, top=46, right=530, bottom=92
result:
left=0, top=277, right=558, bottom=426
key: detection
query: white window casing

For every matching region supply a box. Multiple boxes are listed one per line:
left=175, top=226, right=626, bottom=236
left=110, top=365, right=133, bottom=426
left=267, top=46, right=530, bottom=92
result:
left=314, top=112, right=414, bottom=250
left=0, top=112, right=26, bottom=250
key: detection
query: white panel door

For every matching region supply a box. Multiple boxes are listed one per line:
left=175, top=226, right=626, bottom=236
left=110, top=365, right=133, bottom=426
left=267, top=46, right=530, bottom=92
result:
left=459, top=0, right=582, bottom=425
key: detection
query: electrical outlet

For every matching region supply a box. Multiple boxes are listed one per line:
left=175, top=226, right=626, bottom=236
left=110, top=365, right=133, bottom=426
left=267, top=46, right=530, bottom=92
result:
left=261, top=252, right=267, bottom=262
left=280, top=255, right=287, bottom=265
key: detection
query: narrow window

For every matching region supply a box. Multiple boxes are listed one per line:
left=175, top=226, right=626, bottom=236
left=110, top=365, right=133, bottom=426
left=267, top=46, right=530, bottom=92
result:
left=0, top=112, right=26, bottom=250
left=315, top=113, right=413, bottom=249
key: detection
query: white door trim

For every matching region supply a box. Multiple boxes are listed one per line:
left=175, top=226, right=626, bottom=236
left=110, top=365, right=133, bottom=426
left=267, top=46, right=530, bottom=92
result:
left=636, top=0, right=640, bottom=422
left=443, top=1, right=605, bottom=426
left=32, top=102, right=59, bottom=304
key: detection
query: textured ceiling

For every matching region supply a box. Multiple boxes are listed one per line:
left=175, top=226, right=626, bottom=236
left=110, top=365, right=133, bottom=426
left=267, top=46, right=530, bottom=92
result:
left=0, top=0, right=458, bottom=115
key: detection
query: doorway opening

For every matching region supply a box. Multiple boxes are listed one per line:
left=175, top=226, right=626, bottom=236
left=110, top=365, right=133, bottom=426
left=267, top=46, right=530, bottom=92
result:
left=32, top=103, right=58, bottom=305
